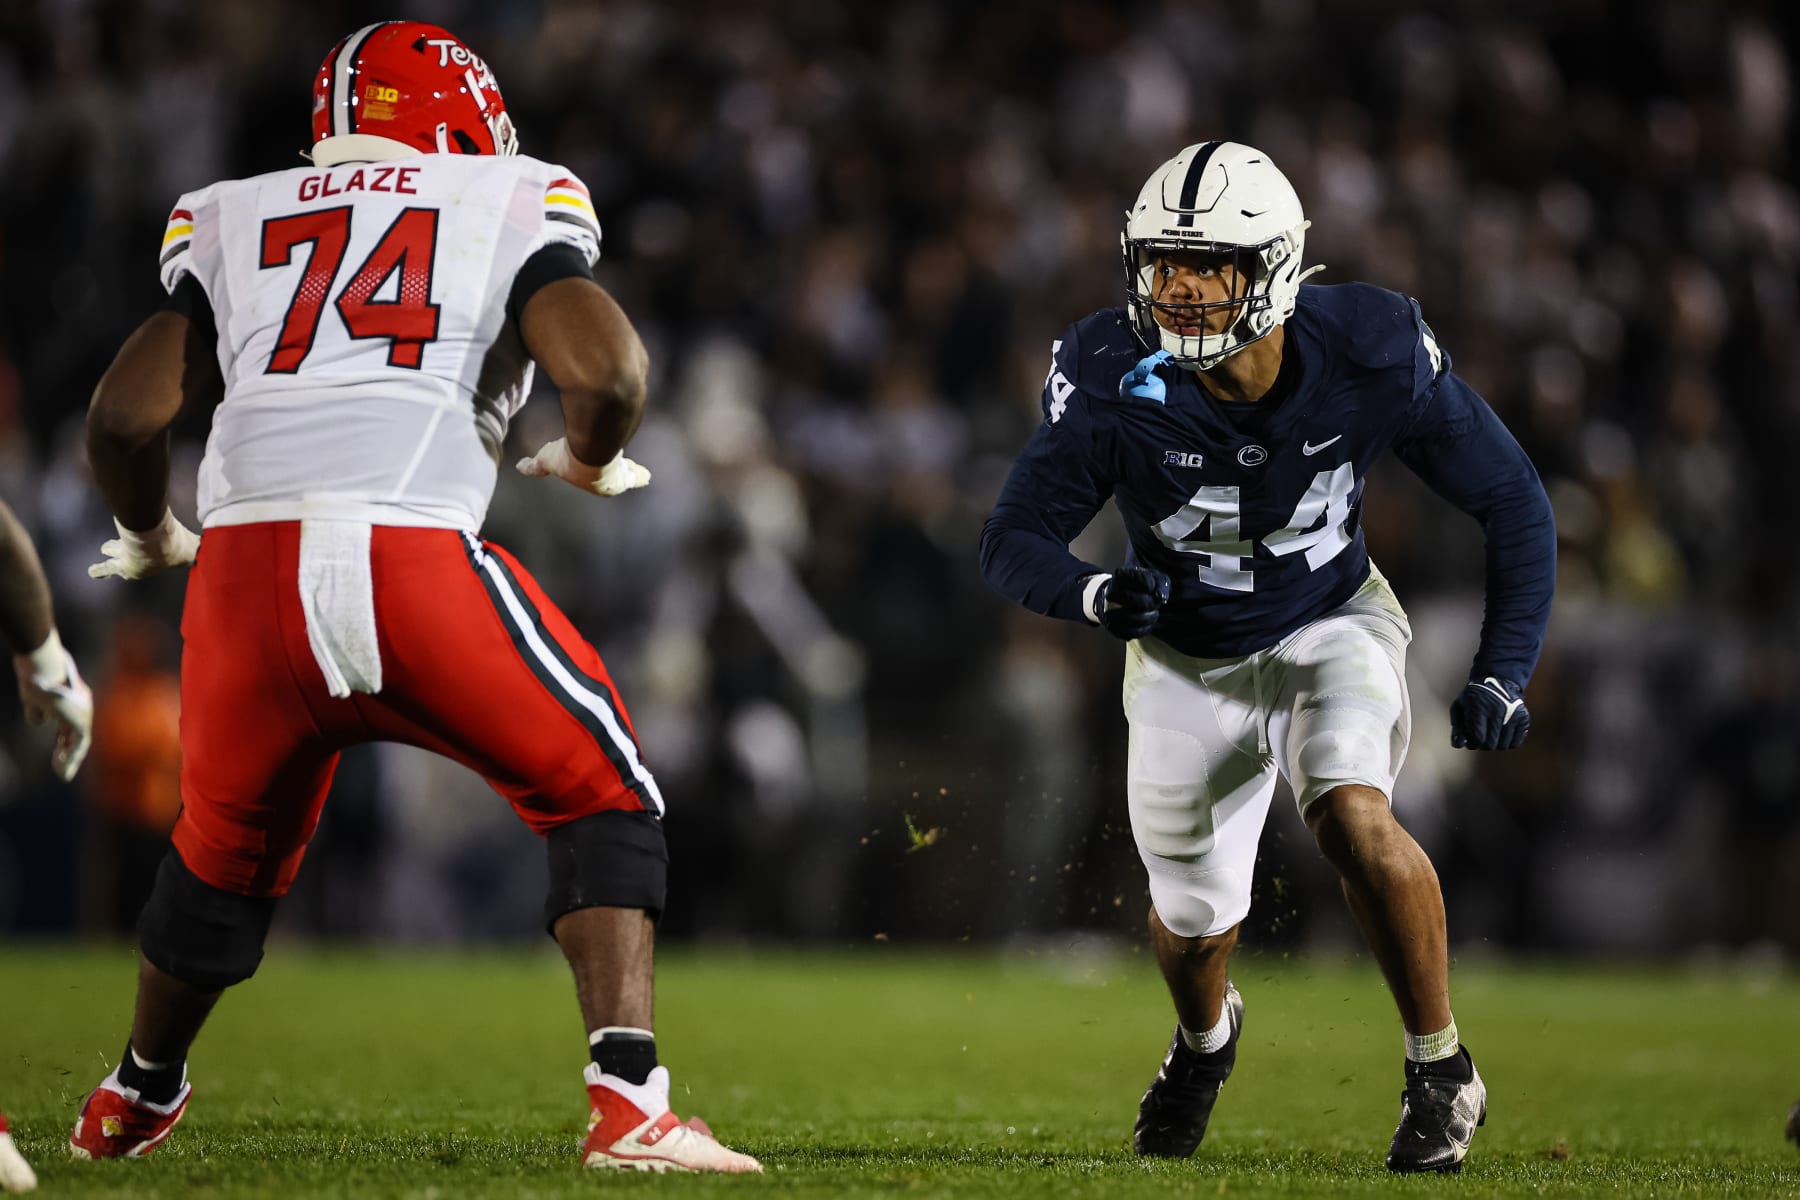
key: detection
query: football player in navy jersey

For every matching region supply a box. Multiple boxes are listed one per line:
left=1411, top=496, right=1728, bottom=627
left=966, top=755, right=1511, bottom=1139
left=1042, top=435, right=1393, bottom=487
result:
left=980, top=141, right=1555, bottom=1173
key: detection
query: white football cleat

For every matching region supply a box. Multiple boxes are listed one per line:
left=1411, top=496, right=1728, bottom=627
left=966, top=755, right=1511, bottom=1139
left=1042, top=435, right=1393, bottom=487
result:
left=0, top=1113, right=38, bottom=1193
left=581, top=1064, right=761, bottom=1173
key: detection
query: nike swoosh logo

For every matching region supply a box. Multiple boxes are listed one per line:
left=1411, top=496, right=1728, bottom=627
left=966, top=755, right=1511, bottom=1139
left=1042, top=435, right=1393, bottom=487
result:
left=1301, top=435, right=1342, bottom=456
left=1478, top=676, right=1524, bottom=722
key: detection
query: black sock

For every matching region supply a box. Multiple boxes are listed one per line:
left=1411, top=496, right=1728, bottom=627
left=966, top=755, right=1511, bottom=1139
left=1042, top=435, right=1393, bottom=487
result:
left=590, top=1030, right=657, bottom=1085
left=117, top=1042, right=186, bottom=1105
left=1406, top=1046, right=1474, bottom=1084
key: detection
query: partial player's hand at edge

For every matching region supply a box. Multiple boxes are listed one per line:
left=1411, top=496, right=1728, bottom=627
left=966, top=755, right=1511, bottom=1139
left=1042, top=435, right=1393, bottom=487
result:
left=1088, top=567, right=1171, bottom=640
left=516, top=438, right=650, bottom=497
left=13, top=630, right=93, bottom=781
left=1449, top=675, right=1530, bottom=750
left=88, top=510, right=199, bottom=581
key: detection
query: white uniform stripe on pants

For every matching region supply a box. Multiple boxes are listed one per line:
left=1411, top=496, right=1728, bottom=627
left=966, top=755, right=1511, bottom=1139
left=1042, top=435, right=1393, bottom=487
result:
left=462, top=534, right=665, bottom=815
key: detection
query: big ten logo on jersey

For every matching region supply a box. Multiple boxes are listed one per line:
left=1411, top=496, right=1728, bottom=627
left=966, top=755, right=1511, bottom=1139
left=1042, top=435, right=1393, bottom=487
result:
left=297, top=166, right=421, bottom=202
left=1044, top=340, right=1075, bottom=422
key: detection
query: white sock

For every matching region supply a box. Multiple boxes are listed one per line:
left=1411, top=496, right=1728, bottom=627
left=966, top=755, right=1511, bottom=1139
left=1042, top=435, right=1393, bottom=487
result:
left=1179, top=1005, right=1233, bottom=1055
left=1405, top=1019, right=1459, bottom=1063
left=130, top=1047, right=172, bottom=1072
left=588, top=1026, right=654, bottom=1046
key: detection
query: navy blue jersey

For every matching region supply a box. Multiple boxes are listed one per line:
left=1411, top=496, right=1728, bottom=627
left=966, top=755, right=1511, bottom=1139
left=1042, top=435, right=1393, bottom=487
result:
left=980, top=282, right=1556, bottom=684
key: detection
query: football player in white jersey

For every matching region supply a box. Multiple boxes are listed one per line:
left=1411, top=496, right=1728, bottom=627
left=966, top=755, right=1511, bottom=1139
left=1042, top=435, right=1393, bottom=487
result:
left=71, top=21, right=758, bottom=1174
left=0, top=495, right=96, bottom=1195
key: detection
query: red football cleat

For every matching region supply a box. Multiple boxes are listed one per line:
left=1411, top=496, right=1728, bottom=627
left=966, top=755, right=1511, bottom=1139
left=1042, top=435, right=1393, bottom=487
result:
left=581, top=1065, right=761, bottom=1173
left=68, top=1067, right=191, bottom=1160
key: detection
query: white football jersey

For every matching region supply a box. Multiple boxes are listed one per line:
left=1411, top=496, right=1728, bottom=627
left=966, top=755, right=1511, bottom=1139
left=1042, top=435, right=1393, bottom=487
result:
left=159, top=151, right=601, bottom=530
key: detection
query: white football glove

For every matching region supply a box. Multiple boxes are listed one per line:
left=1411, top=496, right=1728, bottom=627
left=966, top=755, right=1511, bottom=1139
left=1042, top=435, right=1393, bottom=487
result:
left=13, top=629, right=93, bottom=782
left=515, top=439, right=651, bottom=497
left=88, top=510, right=199, bottom=581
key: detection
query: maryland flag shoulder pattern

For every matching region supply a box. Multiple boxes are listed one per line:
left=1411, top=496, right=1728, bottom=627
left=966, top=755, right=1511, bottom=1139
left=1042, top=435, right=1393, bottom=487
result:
left=542, top=176, right=601, bottom=264
left=159, top=204, right=197, bottom=293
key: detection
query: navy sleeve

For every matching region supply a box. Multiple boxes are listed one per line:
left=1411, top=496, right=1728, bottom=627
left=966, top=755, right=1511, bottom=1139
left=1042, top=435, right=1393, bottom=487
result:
left=979, top=329, right=1115, bottom=623
left=1392, top=370, right=1556, bottom=686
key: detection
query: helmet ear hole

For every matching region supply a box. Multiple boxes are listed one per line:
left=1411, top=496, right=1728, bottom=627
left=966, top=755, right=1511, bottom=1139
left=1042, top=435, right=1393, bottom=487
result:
left=450, top=128, right=481, bottom=155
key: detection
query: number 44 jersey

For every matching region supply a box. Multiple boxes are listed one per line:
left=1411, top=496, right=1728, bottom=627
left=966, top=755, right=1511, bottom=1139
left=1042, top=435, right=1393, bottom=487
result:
left=159, top=153, right=602, bottom=530
left=980, top=283, right=1556, bottom=686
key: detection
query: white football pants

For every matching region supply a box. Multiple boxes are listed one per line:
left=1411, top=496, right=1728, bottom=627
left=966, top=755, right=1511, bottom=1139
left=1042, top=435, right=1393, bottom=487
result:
left=1122, top=566, right=1413, bottom=938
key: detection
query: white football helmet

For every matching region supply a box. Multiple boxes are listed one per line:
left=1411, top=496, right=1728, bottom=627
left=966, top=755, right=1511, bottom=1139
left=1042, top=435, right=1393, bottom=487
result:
left=1121, top=140, right=1321, bottom=370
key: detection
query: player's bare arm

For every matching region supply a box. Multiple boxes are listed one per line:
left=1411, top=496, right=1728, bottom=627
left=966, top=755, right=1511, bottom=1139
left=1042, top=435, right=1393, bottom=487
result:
left=515, top=275, right=654, bottom=496
left=84, top=308, right=215, bottom=579
left=0, top=499, right=93, bottom=781
left=87, top=310, right=217, bottom=532
left=0, top=502, right=56, bottom=657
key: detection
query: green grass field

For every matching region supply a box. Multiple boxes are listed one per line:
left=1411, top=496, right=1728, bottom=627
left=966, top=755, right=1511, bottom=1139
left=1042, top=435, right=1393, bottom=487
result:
left=2, top=945, right=1797, bottom=1197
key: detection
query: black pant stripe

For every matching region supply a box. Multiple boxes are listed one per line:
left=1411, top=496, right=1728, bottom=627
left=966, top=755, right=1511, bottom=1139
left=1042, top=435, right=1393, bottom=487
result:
left=458, top=534, right=660, bottom=813
left=1175, top=140, right=1223, bottom=228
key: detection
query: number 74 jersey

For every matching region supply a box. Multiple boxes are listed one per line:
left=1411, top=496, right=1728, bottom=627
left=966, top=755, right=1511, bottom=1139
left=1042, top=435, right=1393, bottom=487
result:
left=159, top=153, right=601, bottom=531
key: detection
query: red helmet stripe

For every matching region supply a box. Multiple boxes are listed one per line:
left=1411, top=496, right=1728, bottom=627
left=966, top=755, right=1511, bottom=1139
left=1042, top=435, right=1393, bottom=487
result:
left=333, top=21, right=390, bottom=136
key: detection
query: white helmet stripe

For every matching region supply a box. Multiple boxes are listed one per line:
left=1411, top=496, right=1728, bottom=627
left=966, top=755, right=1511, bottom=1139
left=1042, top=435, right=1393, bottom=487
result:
left=333, top=22, right=390, bottom=136
left=1174, top=140, right=1223, bottom=227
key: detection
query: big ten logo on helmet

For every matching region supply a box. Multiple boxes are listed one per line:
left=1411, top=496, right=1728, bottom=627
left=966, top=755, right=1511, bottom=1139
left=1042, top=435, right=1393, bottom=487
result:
left=362, top=83, right=399, bottom=122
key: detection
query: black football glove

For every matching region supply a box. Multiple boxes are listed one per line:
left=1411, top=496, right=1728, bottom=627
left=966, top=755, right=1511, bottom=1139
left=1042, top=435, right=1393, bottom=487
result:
left=1089, top=568, right=1171, bottom=640
left=1449, top=675, right=1530, bottom=750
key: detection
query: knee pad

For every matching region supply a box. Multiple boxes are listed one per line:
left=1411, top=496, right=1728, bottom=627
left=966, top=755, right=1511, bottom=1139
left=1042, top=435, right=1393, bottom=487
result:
left=1291, top=700, right=1402, bottom=811
left=1127, top=725, right=1219, bottom=861
left=1295, top=728, right=1384, bottom=790
left=1146, top=865, right=1248, bottom=939
left=138, top=851, right=278, bottom=991
left=544, top=809, right=669, bottom=933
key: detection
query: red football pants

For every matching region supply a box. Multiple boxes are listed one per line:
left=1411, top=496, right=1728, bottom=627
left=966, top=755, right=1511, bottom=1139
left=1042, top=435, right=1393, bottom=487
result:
left=173, top=522, right=659, bottom=897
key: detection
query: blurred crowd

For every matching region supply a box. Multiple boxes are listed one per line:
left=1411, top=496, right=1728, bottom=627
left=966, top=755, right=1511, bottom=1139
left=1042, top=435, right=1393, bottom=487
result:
left=0, top=0, right=1795, bottom=954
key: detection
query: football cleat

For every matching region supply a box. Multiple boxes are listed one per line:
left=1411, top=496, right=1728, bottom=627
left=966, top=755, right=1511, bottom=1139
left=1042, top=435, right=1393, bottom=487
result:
left=581, top=1064, right=761, bottom=1174
left=1134, top=981, right=1244, bottom=1157
left=68, top=1066, right=191, bottom=1160
left=1386, top=1046, right=1486, bottom=1173
left=0, top=1113, right=38, bottom=1193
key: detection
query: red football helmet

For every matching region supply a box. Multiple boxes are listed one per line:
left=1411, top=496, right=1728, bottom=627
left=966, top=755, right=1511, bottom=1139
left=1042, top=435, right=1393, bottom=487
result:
left=310, top=21, right=517, bottom=158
